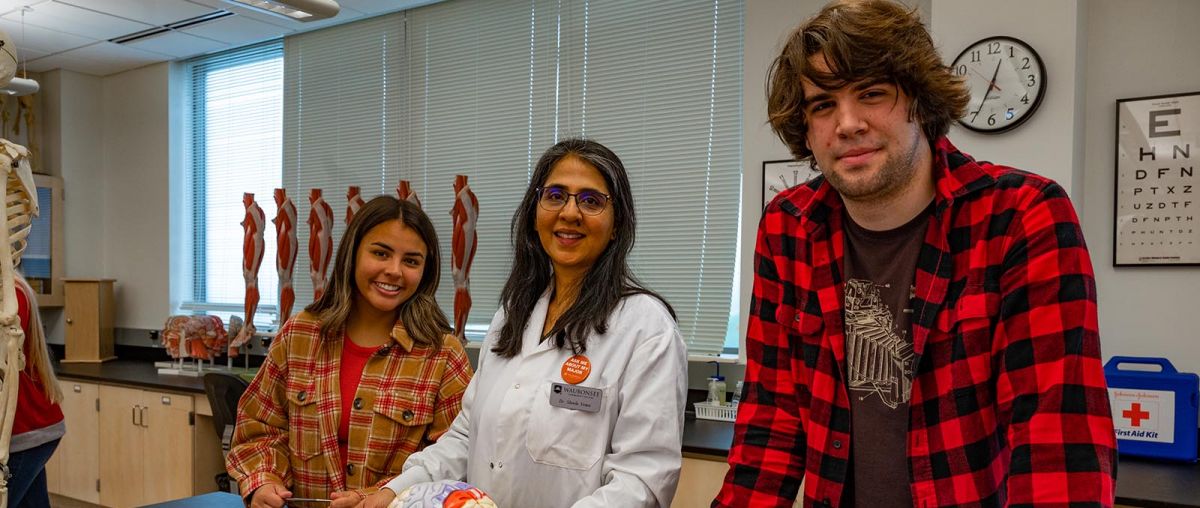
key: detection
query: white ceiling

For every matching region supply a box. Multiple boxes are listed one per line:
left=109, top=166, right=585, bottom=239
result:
left=0, top=0, right=440, bottom=76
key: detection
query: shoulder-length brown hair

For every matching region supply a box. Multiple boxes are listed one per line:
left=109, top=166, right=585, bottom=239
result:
left=305, top=195, right=451, bottom=349
left=767, top=0, right=969, bottom=160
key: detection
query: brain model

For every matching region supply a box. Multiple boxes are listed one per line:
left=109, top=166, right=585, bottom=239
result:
left=161, top=315, right=228, bottom=360
left=389, top=480, right=497, bottom=508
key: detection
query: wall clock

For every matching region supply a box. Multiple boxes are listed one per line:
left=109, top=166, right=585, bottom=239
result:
left=951, top=36, right=1046, bottom=133
left=762, top=159, right=820, bottom=208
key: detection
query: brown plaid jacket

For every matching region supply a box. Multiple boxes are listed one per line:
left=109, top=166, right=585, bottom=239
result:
left=227, top=311, right=472, bottom=500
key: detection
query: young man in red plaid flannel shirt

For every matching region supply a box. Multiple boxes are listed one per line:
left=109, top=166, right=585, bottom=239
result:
left=715, top=1, right=1117, bottom=506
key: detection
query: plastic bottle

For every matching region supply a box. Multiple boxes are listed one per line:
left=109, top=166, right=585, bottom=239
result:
left=732, top=380, right=743, bottom=407
left=706, top=361, right=727, bottom=406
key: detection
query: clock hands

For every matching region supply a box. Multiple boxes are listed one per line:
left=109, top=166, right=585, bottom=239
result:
left=968, top=66, right=1002, bottom=94
left=970, top=59, right=1004, bottom=121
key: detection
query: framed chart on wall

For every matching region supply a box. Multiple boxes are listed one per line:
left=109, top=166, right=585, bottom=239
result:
left=762, top=159, right=820, bottom=209
left=1114, top=91, right=1200, bottom=266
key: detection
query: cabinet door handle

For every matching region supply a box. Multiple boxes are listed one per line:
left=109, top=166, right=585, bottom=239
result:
left=66, top=318, right=73, bottom=324
left=132, top=405, right=139, bottom=426
left=73, top=384, right=82, bottom=393
left=140, top=406, right=148, bottom=428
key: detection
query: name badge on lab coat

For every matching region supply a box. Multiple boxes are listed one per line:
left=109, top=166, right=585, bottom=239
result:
left=550, top=382, right=602, bottom=413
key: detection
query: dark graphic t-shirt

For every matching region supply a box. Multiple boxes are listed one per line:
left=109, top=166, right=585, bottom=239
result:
left=842, top=204, right=931, bottom=506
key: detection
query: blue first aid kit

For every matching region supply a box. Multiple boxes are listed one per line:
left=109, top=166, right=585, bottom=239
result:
left=1104, top=356, right=1199, bottom=462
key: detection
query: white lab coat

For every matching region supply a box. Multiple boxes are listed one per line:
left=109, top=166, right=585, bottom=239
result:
left=384, top=290, right=688, bottom=507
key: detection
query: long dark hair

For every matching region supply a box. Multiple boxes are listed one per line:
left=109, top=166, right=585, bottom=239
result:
left=493, top=138, right=674, bottom=358
left=305, top=196, right=451, bottom=349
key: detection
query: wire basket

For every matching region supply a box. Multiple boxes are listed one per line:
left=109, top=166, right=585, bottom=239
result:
left=694, top=401, right=737, bottom=422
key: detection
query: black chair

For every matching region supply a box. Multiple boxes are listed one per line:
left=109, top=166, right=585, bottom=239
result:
left=203, top=372, right=250, bottom=494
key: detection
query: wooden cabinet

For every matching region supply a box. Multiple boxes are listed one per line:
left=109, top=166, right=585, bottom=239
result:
left=672, top=455, right=729, bottom=508
left=47, top=380, right=200, bottom=507
left=45, top=380, right=101, bottom=504
left=671, top=454, right=803, bottom=508
left=62, top=279, right=117, bottom=363
left=98, top=384, right=195, bottom=507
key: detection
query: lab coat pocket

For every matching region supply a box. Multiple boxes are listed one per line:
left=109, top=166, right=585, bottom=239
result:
left=525, top=382, right=611, bottom=471
left=286, top=382, right=321, bottom=462
left=365, top=390, right=435, bottom=475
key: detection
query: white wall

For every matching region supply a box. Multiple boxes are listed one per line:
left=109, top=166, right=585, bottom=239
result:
left=738, top=0, right=1199, bottom=377
left=1082, top=0, right=1200, bottom=376
left=932, top=0, right=1087, bottom=203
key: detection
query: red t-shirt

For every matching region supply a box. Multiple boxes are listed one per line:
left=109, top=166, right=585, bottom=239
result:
left=337, top=336, right=381, bottom=466
left=13, top=282, right=65, bottom=436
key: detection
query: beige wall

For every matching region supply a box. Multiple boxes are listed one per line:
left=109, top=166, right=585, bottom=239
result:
left=42, top=64, right=173, bottom=338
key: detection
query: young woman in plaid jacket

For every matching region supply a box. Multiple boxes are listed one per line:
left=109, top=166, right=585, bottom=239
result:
left=229, top=196, right=473, bottom=508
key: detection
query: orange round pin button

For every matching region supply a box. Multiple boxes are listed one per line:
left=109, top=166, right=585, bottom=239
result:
left=561, top=355, right=592, bottom=384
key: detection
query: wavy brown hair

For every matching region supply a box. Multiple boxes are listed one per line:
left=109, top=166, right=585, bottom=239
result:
left=767, top=0, right=969, bottom=160
left=305, top=196, right=451, bottom=350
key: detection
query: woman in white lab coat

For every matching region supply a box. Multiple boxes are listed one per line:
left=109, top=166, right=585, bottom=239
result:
left=360, top=138, right=688, bottom=508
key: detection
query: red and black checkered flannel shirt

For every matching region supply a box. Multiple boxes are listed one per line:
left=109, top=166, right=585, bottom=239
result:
left=715, top=138, right=1117, bottom=507
left=227, top=311, right=472, bottom=501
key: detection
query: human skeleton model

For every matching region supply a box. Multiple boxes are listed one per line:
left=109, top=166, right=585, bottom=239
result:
left=396, top=179, right=423, bottom=209
left=346, top=185, right=365, bottom=225
left=230, top=193, right=265, bottom=357
left=273, top=188, right=298, bottom=326
left=0, top=139, right=38, bottom=507
left=450, top=175, right=478, bottom=343
left=308, top=189, right=334, bottom=301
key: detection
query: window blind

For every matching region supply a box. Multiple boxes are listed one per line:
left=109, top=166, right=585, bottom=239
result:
left=280, top=0, right=744, bottom=354
left=283, top=13, right=406, bottom=308
left=184, top=40, right=284, bottom=326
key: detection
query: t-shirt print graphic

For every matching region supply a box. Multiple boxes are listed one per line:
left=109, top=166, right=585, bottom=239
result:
left=845, top=279, right=914, bottom=409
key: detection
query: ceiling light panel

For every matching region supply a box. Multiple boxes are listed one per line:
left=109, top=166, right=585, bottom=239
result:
left=3, top=1, right=154, bottom=40
left=57, top=0, right=214, bottom=26
left=179, top=13, right=293, bottom=46
left=24, top=41, right=164, bottom=75
left=0, top=16, right=94, bottom=54
left=122, top=30, right=227, bottom=58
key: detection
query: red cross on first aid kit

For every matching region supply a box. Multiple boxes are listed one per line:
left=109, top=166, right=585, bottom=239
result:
left=1105, top=357, right=1198, bottom=462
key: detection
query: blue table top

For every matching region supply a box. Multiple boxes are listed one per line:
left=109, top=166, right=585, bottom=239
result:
left=139, top=491, right=242, bottom=507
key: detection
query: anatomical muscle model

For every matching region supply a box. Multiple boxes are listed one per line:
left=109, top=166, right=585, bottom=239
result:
left=273, top=188, right=298, bottom=326
left=308, top=189, right=334, bottom=301
left=229, top=193, right=265, bottom=357
left=450, top=175, right=478, bottom=343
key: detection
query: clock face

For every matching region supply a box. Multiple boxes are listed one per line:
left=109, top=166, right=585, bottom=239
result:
left=762, top=160, right=821, bottom=208
left=951, top=36, right=1046, bottom=133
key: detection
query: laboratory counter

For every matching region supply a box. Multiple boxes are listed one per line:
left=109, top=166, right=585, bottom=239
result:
left=52, top=359, right=737, bottom=457
left=55, top=360, right=1200, bottom=508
